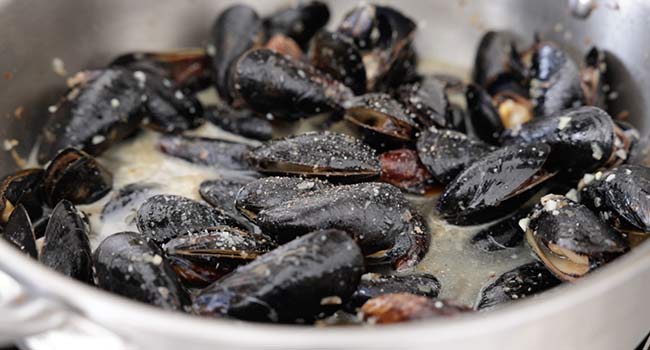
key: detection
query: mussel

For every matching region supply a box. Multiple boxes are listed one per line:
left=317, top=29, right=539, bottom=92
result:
left=94, top=231, right=189, bottom=310
left=193, top=229, right=364, bottom=323
left=416, top=127, right=495, bottom=184
left=43, top=148, right=113, bottom=206
left=254, top=182, right=430, bottom=270
left=472, top=30, right=525, bottom=89
left=38, top=68, right=147, bottom=163
left=361, top=293, right=471, bottom=324
left=344, top=93, right=417, bottom=142
left=2, top=205, right=38, bottom=258
left=211, top=5, right=264, bottom=104
left=397, top=77, right=450, bottom=129
left=310, top=31, right=367, bottom=95
left=476, top=262, right=561, bottom=310
left=378, top=149, right=438, bottom=195
left=164, top=226, right=276, bottom=286
left=465, top=84, right=504, bottom=145
left=0, top=168, right=44, bottom=224
left=232, top=49, right=353, bottom=120
left=40, top=200, right=93, bottom=283
left=470, top=208, right=529, bottom=252
left=158, top=135, right=251, bottom=170
left=246, top=132, right=380, bottom=181
left=199, top=177, right=259, bottom=215
left=136, top=195, right=248, bottom=244
left=579, top=165, right=650, bottom=235
left=346, top=273, right=441, bottom=311
left=203, top=106, right=273, bottom=141
left=524, top=194, right=629, bottom=281
left=263, top=1, right=330, bottom=50
left=234, top=176, right=332, bottom=220
left=501, top=106, right=616, bottom=175
left=438, top=143, right=554, bottom=225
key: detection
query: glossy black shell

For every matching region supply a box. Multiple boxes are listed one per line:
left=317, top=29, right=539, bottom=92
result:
left=346, top=273, right=441, bottom=311
left=158, top=135, right=251, bottom=170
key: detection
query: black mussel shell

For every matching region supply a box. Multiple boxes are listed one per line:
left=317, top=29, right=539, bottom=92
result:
left=140, top=71, right=204, bottom=133
left=264, top=1, right=330, bottom=50
left=416, top=128, right=495, bottom=184
left=136, top=195, right=247, bottom=244
left=361, top=293, right=471, bottom=324
left=94, top=231, right=189, bottom=310
left=524, top=194, right=629, bottom=282
left=470, top=208, right=529, bottom=252
left=247, top=132, right=380, bottom=180
left=345, top=93, right=417, bottom=141
left=158, top=135, right=251, bottom=170
left=437, top=143, right=554, bottom=225
left=501, top=106, right=615, bottom=175
left=0, top=168, right=44, bottom=225
left=476, top=262, right=561, bottom=310
left=43, top=148, right=113, bottom=207
left=203, top=106, right=273, bottom=141
left=199, top=177, right=259, bottom=215
left=311, top=31, right=366, bottom=95
left=473, top=31, right=525, bottom=88
left=101, top=182, right=162, bottom=222
left=255, top=182, right=429, bottom=270
left=211, top=5, right=264, bottom=104
left=164, top=226, right=276, bottom=286
left=232, top=49, right=353, bottom=121
left=397, top=77, right=450, bottom=129
left=234, top=176, right=332, bottom=220
left=2, top=205, right=37, bottom=258
left=466, top=84, right=504, bottom=145
left=193, top=229, right=364, bottom=323
left=346, top=273, right=441, bottom=311
left=110, top=48, right=212, bottom=92
left=530, top=42, right=585, bottom=117
left=38, top=68, right=146, bottom=164
left=337, top=4, right=378, bottom=51
left=40, top=200, right=93, bottom=283
left=579, top=165, right=650, bottom=234
left=378, top=149, right=438, bottom=196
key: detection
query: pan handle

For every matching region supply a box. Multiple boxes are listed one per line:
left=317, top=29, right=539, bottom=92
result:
left=0, top=268, right=72, bottom=345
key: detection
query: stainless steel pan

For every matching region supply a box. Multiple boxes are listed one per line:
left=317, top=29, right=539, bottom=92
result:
left=1, top=1, right=650, bottom=349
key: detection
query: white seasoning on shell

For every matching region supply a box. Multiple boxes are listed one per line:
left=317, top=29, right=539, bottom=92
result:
left=543, top=199, right=558, bottom=212
left=174, top=90, right=185, bottom=100
left=625, top=168, right=633, bottom=175
left=615, top=149, right=628, bottom=160
left=52, top=57, right=67, bottom=76
left=133, top=70, right=147, bottom=87
left=518, top=218, right=530, bottom=232
left=48, top=105, right=58, bottom=113
left=92, top=135, right=106, bottom=145
left=151, top=255, right=163, bottom=266
left=594, top=197, right=602, bottom=208
left=594, top=171, right=603, bottom=180
left=582, top=173, right=595, bottom=186
left=110, top=98, right=120, bottom=108
left=296, top=181, right=315, bottom=190
left=557, top=116, right=572, bottom=130
left=591, top=142, right=603, bottom=160
left=565, top=188, right=579, bottom=202
left=157, top=287, right=170, bottom=299
left=605, top=174, right=616, bottom=182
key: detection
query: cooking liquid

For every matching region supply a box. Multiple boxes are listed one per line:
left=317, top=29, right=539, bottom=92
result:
left=78, top=60, right=535, bottom=309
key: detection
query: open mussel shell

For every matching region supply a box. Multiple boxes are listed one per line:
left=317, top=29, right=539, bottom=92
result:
left=40, top=200, right=93, bottom=283
left=476, top=262, right=561, bottom=310
left=203, top=106, right=273, bottom=141
left=254, top=182, right=430, bottom=270
left=346, top=273, right=441, bottom=312
left=465, top=84, right=505, bottom=145
left=2, top=205, right=38, bottom=258
left=37, top=68, right=147, bottom=164
left=136, top=194, right=249, bottom=244
left=493, top=90, right=534, bottom=130
left=524, top=194, right=629, bottom=282
left=378, top=149, right=438, bottom=195
left=437, top=143, right=554, bottom=225
left=416, top=128, right=495, bottom=184
left=397, top=77, right=450, bottom=129
left=579, top=165, right=650, bottom=235
left=501, top=106, right=615, bottom=175
left=43, top=148, right=113, bottom=207
left=232, top=49, right=353, bottom=121
left=530, top=42, right=585, bottom=117
left=310, top=31, right=367, bottom=95
left=344, top=93, right=417, bottom=142
left=263, top=1, right=330, bottom=50
left=94, top=231, right=189, bottom=310
left=234, top=176, right=332, bottom=220
left=472, top=30, right=526, bottom=89
left=164, top=226, right=276, bottom=286
left=158, top=135, right=251, bottom=170
left=470, top=208, right=529, bottom=252
left=246, top=132, right=380, bottom=181
left=0, top=168, right=44, bottom=224
left=211, top=4, right=264, bottom=104
left=361, top=293, right=471, bottom=324
left=193, top=229, right=364, bottom=323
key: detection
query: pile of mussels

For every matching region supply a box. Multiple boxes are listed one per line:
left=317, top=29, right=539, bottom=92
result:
left=2, top=2, right=649, bottom=325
